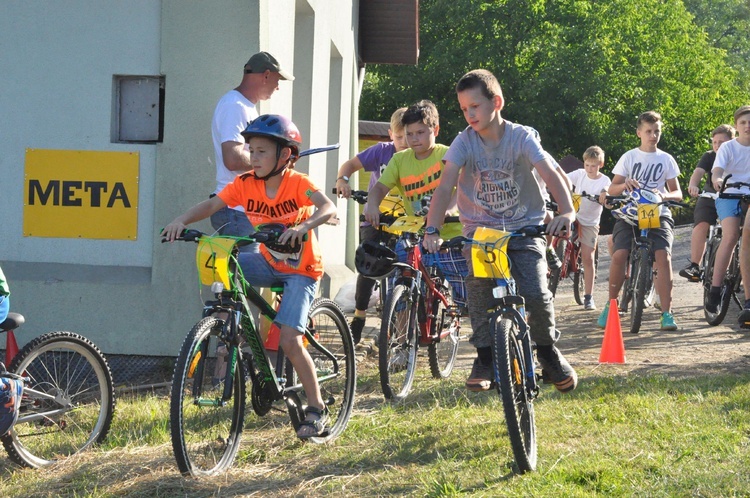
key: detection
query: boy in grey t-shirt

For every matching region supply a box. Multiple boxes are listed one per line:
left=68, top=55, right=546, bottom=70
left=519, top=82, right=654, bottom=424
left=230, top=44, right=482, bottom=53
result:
left=424, top=69, right=578, bottom=394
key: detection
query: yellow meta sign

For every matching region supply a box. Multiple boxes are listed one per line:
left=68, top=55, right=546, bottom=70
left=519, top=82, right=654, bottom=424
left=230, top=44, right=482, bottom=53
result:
left=24, top=149, right=139, bottom=239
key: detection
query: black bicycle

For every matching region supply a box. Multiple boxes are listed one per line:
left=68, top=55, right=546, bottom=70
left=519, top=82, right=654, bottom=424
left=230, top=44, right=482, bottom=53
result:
left=702, top=177, right=749, bottom=325
left=612, top=190, right=687, bottom=334
left=452, top=224, right=557, bottom=473
left=165, top=227, right=356, bottom=476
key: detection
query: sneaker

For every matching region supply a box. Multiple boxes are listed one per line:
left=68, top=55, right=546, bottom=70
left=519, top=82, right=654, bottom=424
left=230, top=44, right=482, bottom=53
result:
left=546, top=247, right=562, bottom=270
left=705, top=289, right=721, bottom=314
left=597, top=300, right=610, bottom=328
left=584, top=295, right=596, bottom=311
left=660, top=311, right=678, bottom=331
left=350, top=317, right=366, bottom=345
left=465, top=357, right=494, bottom=392
left=678, top=262, right=701, bottom=282
left=739, top=301, right=750, bottom=330
left=536, top=346, right=578, bottom=393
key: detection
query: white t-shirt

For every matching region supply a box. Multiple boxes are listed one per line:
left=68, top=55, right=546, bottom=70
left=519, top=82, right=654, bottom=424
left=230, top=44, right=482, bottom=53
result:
left=567, top=169, right=611, bottom=226
left=211, top=90, right=258, bottom=210
left=712, top=139, right=750, bottom=194
left=612, top=147, right=680, bottom=217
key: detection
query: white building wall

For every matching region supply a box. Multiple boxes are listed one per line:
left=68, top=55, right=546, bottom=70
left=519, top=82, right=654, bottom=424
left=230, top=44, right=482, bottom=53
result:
left=0, top=0, right=358, bottom=356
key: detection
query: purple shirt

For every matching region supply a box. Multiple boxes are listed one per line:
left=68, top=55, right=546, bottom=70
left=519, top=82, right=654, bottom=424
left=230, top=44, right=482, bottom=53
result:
left=357, top=142, right=397, bottom=191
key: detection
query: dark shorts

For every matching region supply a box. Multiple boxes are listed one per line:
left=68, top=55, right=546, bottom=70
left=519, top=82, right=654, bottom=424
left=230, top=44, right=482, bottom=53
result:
left=612, top=217, right=674, bottom=254
left=693, top=196, right=717, bottom=226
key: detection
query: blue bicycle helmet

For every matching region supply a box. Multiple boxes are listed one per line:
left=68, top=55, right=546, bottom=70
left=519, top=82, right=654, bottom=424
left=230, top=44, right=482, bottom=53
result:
left=241, top=114, right=302, bottom=180
left=612, top=188, right=660, bottom=226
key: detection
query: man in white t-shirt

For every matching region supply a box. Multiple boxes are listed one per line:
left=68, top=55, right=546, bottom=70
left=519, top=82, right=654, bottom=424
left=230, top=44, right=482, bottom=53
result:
left=567, top=146, right=611, bottom=311
left=209, top=51, right=293, bottom=250
left=598, top=111, right=682, bottom=331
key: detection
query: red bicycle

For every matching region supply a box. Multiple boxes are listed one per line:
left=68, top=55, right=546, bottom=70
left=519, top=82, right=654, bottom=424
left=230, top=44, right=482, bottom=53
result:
left=358, top=213, right=464, bottom=401
left=547, top=192, right=611, bottom=303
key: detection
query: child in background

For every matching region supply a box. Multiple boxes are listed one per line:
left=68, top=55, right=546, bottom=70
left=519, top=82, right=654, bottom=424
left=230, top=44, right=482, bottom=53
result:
left=363, top=100, right=460, bottom=239
left=335, top=108, right=408, bottom=343
left=566, top=146, right=611, bottom=310
left=707, top=106, right=750, bottom=322
left=598, top=111, right=682, bottom=331
left=679, top=124, right=735, bottom=281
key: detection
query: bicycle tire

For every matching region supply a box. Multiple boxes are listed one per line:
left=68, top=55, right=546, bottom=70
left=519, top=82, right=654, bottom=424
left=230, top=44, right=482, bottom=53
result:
left=379, top=283, right=419, bottom=401
left=296, top=298, right=356, bottom=443
left=702, top=237, right=731, bottom=325
left=491, top=315, right=537, bottom=473
left=2, top=331, right=115, bottom=468
left=547, top=240, right=565, bottom=297
left=573, top=249, right=584, bottom=305
left=170, top=317, right=245, bottom=477
left=629, top=247, right=651, bottom=334
left=427, top=285, right=460, bottom=379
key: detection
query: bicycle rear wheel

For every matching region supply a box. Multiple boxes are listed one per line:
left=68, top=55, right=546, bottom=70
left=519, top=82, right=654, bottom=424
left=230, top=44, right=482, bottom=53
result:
left=170, top=317, right=245, bottom=477
left=297, top=298, right=356, bottom=443
left=427, top=285, right=460, bottom=379
left=629, top=247, right=651, bottom=334
left=379, top=284, right=419, bottom=401
left=491, top=315, right=537, bottom=473
left=2, top=331, right=115, bottom=468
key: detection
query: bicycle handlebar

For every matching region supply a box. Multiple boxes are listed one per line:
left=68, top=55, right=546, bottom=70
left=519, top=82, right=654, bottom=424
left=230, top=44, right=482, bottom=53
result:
left=719, top=174, right=750, bottom=199
left=161, top=227, right=305, bottom=250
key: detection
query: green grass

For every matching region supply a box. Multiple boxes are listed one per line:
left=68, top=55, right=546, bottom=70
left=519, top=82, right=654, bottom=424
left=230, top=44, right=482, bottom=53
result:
left=1, top=365, right=750, bottom=497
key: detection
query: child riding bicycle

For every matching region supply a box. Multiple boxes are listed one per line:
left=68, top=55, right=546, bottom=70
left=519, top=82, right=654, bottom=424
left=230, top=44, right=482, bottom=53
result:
left=598, top=111, right=683, bottom=331
left=566, top=146, right=611, bottom=311
left=161, top=114, right=337, bottom=439
left=423, top=69, right=578, bottom=394
left=707, top=105, right=750, bottom=323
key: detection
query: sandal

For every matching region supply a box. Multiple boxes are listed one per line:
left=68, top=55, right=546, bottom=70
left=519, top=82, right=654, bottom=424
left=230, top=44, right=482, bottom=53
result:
left=296, top=406, right=329, bottom=439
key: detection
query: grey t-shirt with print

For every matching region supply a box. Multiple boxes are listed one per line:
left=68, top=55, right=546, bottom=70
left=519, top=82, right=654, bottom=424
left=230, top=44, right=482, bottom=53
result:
left=444, top=121, right=548, bottom=236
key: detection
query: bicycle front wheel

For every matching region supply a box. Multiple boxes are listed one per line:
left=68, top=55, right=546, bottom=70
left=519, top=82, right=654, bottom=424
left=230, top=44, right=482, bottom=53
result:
left=703, top=237, right=731, bottom=325
left=379, top=284, right=419, bottom=401
left=300, top=298, right=356, bottom=443
left=629, top=247, right=651, bottom=334
left=170, top=317, right=245, bottom=477
left=427, top=286, right=460, bottom=379
left=491, top=316, right=537, bottom=473
left=2, top=331, right=115, bottom=468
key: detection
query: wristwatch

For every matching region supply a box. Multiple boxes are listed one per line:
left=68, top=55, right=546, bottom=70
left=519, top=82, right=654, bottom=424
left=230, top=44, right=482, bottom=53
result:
left=337, top=175, right=349, bottom=183
left=425, top=226, right=440, bottom=236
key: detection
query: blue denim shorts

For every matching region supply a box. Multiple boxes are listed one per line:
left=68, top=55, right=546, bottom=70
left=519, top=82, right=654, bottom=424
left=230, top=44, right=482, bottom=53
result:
left=715, top=197, right=744, bottom=221
left=210, top=205, right=259, bottom=254
left=236, top=253, right=317, bottom=333
left=0, top=295, right=8, bottom=325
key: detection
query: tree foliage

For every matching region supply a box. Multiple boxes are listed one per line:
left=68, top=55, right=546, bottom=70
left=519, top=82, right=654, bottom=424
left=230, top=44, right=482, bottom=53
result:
left=359, top=0, right=747, bottom=187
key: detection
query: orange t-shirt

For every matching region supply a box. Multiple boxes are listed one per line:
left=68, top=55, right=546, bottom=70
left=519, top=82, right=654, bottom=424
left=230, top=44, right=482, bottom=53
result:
left=217, top=169, right=324, bottom=279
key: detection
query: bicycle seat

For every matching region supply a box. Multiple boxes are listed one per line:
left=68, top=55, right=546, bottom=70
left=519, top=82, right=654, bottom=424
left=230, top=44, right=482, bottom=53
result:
left=270, top=285, right=284, bottom=294
left=0, top=313, right=24, bottom=332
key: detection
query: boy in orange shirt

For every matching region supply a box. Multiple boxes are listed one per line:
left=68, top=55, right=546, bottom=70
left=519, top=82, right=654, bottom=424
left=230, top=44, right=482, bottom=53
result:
left=162, top=114, right=337, bottom=438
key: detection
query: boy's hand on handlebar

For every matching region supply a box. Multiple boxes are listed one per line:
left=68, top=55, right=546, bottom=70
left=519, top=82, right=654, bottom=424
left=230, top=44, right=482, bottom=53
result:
left=547, top=212, right=573, bottom=237
left=161, top=221, right=187, bottom=242
left=335, top=181, right=353, bottom=199
left=688, top=185, right=700, bottom=197
left=363, top=202, right=380, bottom=227
left=423, top=232, right=443, bottom=254
left=278, top=226, right=305, bottom=247
left=623, top=178, right=641, bottom=191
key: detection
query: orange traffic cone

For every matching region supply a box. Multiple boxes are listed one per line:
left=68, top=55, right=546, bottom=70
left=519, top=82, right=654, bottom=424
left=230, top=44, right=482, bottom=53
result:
left=5, top=330, right=19, bottom=365
left=599, top=299, right=625, bottom=364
